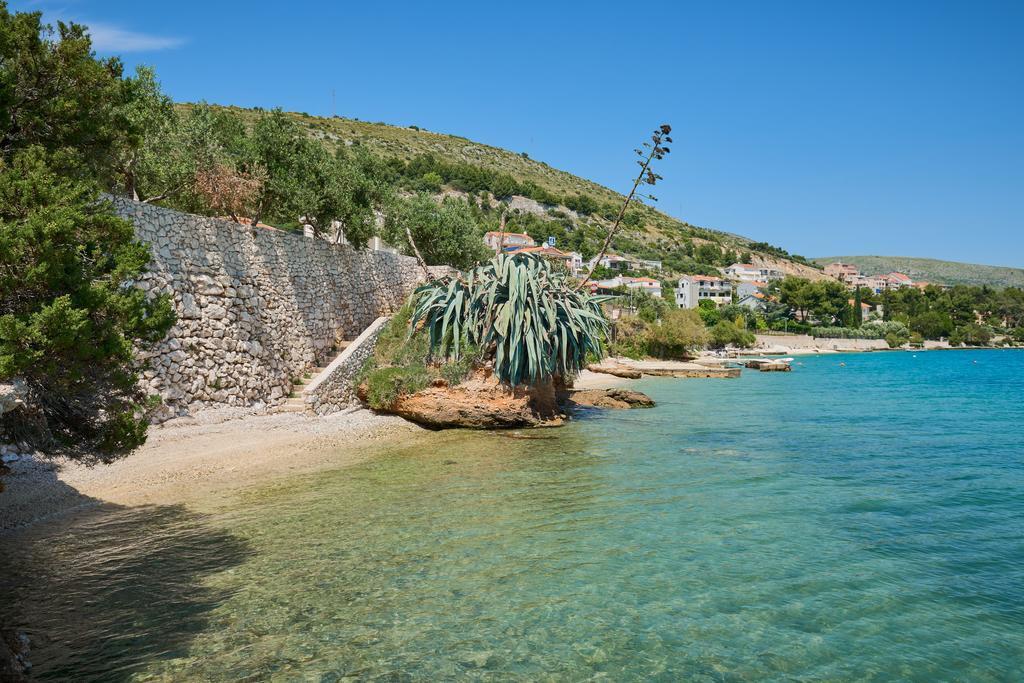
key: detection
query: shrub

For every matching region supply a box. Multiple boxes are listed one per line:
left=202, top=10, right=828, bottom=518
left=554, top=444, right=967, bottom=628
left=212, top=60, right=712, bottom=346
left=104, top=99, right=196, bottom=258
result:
left=358, top=308, right=481, bottom=407
left=951, top=323, right=994, bottom=346
left=0, top=149, right=175, bottom=461
left=885, top=332, right=906, bottom=349
left=419, top=172, right=443, bottom=192
left=438, top=344, right=479, bottom=386
left=645, top=309, right=709, bottom=359
left=383, top=194, right=490, bottom=269
left=708, top=320, right=755, bottom=349
left=697, top=299, right=721, bottom=326
left=610, top=316, right=652, bottom=359
left=909, top=311, right=954, bottom=340
left=364, top=366, right=430, bottom=410
left=563, top=193, right=600, bottom=215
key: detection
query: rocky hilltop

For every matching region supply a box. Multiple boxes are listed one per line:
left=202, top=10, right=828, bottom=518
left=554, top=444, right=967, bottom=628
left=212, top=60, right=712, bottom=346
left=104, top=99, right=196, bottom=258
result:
left=185, top=104, right=826, bottom=280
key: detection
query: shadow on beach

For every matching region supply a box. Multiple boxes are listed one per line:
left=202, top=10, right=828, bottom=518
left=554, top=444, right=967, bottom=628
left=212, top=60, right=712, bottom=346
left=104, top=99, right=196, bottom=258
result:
left=0, top=469, right=252, bottom=681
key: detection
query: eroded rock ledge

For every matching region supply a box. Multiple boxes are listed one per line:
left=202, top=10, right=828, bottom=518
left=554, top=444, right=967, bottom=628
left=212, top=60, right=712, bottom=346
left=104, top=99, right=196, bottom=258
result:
left=568, top=388, right=656, bottom=410
left=361, top=372, right=654, bottom=429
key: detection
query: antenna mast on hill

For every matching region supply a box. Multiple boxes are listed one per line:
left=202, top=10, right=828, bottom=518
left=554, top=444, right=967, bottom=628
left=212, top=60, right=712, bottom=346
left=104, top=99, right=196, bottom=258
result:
left=331, top=89, right=336, bottom=117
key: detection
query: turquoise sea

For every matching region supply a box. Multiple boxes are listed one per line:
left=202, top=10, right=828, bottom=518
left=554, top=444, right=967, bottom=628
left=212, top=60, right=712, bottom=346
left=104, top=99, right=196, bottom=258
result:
left=3, top=349, right=1023, bottom=681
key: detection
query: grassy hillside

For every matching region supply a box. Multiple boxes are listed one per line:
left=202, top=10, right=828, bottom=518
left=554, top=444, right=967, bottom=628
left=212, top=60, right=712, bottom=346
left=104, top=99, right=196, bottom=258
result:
left=189, top=104, right=827, bottom=280
left=813, top=256, right=1024, bottom=288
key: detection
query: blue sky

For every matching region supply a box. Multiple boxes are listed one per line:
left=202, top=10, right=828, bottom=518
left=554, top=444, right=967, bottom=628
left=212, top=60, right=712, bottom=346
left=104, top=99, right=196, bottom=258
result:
left=16, top=0, right=1024, bottom=266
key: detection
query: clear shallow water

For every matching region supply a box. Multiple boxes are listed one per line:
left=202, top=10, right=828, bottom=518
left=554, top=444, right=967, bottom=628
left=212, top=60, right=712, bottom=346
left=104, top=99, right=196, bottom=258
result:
left=3, top=350, right=1024, bottom=681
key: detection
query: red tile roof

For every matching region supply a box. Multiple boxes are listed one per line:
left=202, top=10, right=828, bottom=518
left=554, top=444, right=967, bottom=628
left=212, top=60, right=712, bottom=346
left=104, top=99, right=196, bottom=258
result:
left=485, top=231, right=533, bottom=240
left=517, top=245, right=572, bottom=257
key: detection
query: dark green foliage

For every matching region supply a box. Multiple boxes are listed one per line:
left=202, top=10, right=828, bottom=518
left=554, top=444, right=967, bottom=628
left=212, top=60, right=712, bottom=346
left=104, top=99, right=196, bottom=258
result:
left=885, top=332, right=906, bottom=348
left=707, top=320, right=756, bottom=349
left=950, top=323, right=994, bottom=346
left=364, top=366, right=430, bottom=410
left=359, top=305, right=481, bottom=408
left=0, top=6, right=128, bottom=179
left=609, top=316, right=651, bottom=360
left=697, top=299, right=721, bottom=326
left=563, top=193, right=600, bottom=215
left=882, top=284, right=1024, bottom=339
left=714, top=303, right=761, bottom=333
left=747, top=242, right=817, bottom=267
left=0, top=6, right=178, bottom=462
left=0, top=148, right=175, bottom=461
left=813, top=321, right=907, bottom=340
left=383, top=194, right=491, bottom=269
left=631, top=290, right=675, bottom=323
left=908, top=311, right=954, bottom=340
left=776, top=276, right=849, bottom=325
left=642, top=308, right=709, bottom=359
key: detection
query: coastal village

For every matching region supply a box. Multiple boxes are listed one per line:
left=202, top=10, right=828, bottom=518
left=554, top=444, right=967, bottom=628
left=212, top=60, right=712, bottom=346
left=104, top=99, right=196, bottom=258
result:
left=482, top=229, right=924, bottom=311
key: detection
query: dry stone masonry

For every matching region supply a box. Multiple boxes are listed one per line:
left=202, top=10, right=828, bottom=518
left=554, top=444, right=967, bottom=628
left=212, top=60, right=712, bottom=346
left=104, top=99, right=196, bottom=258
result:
left=303, top=316, right=391, bottom=415
left=114, top=199, right=425, bottom=420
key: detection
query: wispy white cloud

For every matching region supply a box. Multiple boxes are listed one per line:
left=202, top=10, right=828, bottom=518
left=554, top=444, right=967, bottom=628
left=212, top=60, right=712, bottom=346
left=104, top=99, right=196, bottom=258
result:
left=84, top=21, right=185, bottom=53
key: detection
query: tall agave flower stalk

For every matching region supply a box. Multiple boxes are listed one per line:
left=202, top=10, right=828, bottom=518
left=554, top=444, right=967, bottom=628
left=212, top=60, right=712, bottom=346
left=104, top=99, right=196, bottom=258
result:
left=410, top=253, right=610, bottom=386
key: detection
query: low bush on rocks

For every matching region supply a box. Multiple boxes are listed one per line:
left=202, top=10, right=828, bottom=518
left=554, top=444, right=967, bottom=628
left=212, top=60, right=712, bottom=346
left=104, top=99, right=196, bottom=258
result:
left=358, top=305, right=481, bottom=410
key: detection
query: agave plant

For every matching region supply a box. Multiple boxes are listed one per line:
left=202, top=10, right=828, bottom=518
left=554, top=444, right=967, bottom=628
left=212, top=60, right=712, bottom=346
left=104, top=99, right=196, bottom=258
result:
left=410, top=253, right=609, bottom=386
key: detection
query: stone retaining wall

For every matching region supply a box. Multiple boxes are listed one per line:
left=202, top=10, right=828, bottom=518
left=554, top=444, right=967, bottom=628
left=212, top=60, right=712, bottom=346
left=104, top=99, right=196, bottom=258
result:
left=304, top=316, right=391, bottom=415
left=755, top=334, right=889, bottom=351
left=114, top=199, right=424, bottom=419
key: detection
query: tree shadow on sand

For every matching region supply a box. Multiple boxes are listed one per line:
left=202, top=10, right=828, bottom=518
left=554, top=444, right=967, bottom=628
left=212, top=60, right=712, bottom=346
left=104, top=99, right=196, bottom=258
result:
left=0, top=474, right=253, bottom=682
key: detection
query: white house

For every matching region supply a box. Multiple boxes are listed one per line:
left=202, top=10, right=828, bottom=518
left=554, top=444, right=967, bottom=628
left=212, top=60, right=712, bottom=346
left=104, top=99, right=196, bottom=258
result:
left=738, top=292, right=767, bottom=310
left=724, top=263, right=784, bottom=282
left=735, top=281, right=767, bottom=299
left=593, top=275, right=663, bottom=299
left=849, top=272, right=913, bottom=294
left=588, top=253, right=633, bottom=272
left=568, top=251, right=584, bottom=276
left=675, top=275, right=732, bottom=309
left=623, top=276, right=662, bottom=298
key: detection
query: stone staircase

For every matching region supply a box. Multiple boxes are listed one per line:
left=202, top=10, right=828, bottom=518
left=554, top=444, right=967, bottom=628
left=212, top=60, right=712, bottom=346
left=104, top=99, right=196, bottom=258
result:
left=275, top=340, right=353, bottom=413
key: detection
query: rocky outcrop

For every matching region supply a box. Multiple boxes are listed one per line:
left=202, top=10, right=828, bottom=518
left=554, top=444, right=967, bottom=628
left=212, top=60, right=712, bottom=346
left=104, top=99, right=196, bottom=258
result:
left=362, top=371, right=656, bottom=428
left=366, top=373, right=565, bottom=429
left=0, top=382, right=25, bottom=417
left=586, top=362, right=642, bottom=379
left=568, top=388, right=655, bottom=410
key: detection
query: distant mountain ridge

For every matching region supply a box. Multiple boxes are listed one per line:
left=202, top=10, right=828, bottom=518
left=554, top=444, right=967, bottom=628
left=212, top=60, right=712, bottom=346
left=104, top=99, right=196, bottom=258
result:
left=812, top=256, right=1024, bottom=288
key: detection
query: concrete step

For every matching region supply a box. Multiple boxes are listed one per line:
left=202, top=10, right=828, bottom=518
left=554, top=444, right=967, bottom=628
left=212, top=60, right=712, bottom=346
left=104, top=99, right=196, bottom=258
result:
left=271, top=402, right=306, bottom=414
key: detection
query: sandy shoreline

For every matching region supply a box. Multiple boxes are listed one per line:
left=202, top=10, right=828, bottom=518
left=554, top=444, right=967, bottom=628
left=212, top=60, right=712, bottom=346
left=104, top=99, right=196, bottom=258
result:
left=0, top=372, right=625, bottom=534
left=0, top=370, right=658, bottom=534
left=0, top=408, right=426, bottom=534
